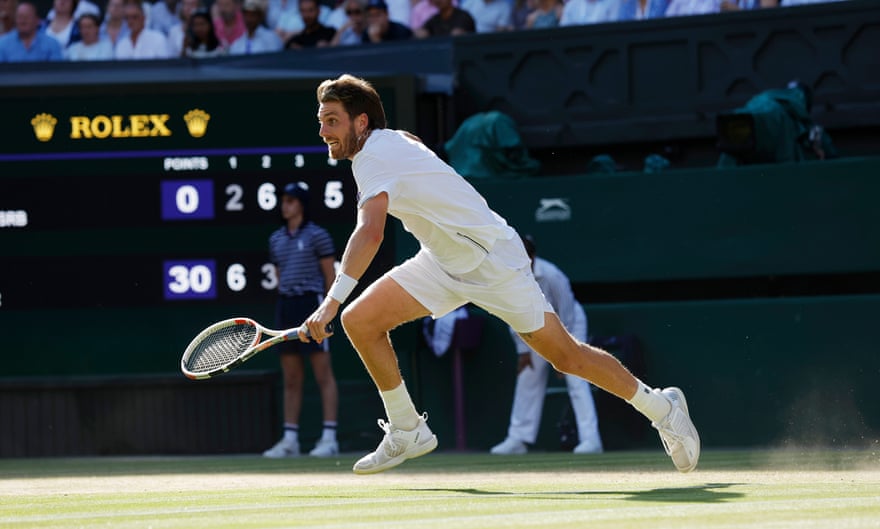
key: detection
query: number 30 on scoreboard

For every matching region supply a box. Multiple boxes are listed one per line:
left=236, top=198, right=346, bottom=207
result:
left=164, top=260, right=217, bottom=300
left=163, top=259, right=279, bottom=300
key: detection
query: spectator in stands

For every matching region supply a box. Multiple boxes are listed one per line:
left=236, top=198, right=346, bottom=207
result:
left=65, top=12, right=113, bottom=58
left=409, top=0, right=437, bottom=30
left=616, top=0, right=668, bottom=19
left=266, top=0, right=293, bottom=30
left=0, top=1, right=63, bottom=61
left=490, top=234, right=603, bottom=457
left=781, top=0, right=845, bottom=5
left=284, top=0, right=335, bottom=48
left=461, top=0, right=512, bottom=33
left=167, top=0, right=198, bottom=56
left=384, top=0, right=409, bottom=26
left=115, top=0, right=172, bottom=58
left=664, top=0, right=765, bottom=16
left=362, top=0, right=411, bottom=42
left=0, top=0, right=17, bottom=35
left=48, top=0, right=100, bottom=23
left=414, top=0, right=475, bottom=37
left=229, top=0, right=282, bottom=53
left=329, top=0, right=367, bottom=46
left=183, top=8, right=225, bottom=56
left=212, top=0, right=245, bottom=47
left=101, top=0, right=130, bottom=49
left=559, top=0, right=618, bottom=26
left=44, top=0, right=81, bottom=49
left=511, top=0, right=535, bottom=30
left=524, top=0, right=562, bottom=28
left=324, top=0, right=349, bottom=30
left=273, top=0, right=332, bottom=42
left=150, top=0, right=181, bottom=34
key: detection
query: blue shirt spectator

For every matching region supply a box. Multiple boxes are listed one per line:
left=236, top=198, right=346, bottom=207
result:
left=150, top=0, right=182, bottom=34
left=461, top=0, right=513, bottom=33
left=560, top=0, right=618, bottom=26
left=229, top=0, right=283, bottom=54
left=617, top=0, right=668, bottom=19
left=65, top=13, right=114, bottom=60
left=0, top=2, right=64, bottom=62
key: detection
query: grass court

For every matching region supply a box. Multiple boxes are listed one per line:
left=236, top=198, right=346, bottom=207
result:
left=1, top=449, right=878, bottom=528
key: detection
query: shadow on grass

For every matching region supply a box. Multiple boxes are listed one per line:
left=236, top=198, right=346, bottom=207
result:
left=404, top=483, right=743, bottom=503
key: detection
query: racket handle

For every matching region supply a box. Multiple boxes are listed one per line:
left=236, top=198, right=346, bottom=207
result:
left=296, top=323, right=334, bottom=339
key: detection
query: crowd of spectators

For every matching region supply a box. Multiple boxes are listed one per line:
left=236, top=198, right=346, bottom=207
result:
left=0, top=0, right=853, bottom=62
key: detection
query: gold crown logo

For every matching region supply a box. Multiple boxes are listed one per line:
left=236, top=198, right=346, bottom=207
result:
left=183, top=109, right=210, bottom=138
left=31, top=113, right=58, bottom=142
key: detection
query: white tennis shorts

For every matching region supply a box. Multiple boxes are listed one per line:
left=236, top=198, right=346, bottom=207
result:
left=388, top=236, right=553, bottom=333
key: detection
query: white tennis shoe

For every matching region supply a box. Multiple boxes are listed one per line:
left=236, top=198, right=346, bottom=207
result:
left=262, top=436, right=300, bottom=458
left=352, top=413, right=438, bottom=474
left=309, top=439, right=339, bottom=458
left=490, top=437, right=527, bottom=455
left=652, top=387, right=700, bottom=473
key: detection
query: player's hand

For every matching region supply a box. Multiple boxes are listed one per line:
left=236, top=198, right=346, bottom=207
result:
left=301, top=298, right=339, bottom=343
left=516, top=353, right=532, bottom=374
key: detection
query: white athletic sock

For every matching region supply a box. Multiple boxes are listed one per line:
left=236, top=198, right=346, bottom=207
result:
left=627, top=380, right=672, bottom=423
left=283, top=423, right=299, bottom=442
left=321, top=422, right=337, bottom=442
left=381, top=382, right=420, bottom=430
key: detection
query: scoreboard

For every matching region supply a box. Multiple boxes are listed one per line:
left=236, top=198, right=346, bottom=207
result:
left=0, top=75, right=416, bottom=376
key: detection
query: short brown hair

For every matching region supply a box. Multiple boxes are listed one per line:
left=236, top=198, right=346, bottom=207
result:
left=317, top=74, right=387, bottom=130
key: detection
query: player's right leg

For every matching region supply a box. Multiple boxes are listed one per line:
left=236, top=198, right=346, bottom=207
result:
left=340, top=274, right=438, bottom=474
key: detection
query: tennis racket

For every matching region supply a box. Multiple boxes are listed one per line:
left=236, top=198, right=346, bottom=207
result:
left=180, top=317, right=333, bottom=380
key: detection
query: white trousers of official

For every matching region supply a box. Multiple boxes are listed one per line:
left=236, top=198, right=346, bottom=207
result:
left=507, top=339, right=603, bottom=450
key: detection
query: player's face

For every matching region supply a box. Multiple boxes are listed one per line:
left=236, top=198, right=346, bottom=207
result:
left=318, top=101, right=360, bottom=161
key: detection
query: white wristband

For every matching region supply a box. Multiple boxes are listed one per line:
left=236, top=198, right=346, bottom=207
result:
left=328, top=273, right=358, bottom=304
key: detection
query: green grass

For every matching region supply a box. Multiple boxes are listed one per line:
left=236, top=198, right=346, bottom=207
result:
left=1, top=449, right=879, bottom=528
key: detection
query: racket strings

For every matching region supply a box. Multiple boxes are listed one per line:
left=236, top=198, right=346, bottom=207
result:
left=184, top=323, right=259, bottom=373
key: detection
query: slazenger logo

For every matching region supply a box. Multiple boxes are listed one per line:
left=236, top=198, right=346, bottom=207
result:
left=535, top=198, right=571, bottom=222
left=29, top=109, right=210, bottom=142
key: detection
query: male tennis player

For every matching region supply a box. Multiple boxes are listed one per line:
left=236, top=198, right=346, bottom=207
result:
left=300, top=74, right=700, bottom=475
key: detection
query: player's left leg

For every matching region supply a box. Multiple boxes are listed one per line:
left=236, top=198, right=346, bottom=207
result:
left=341, top=274, right=438, bottom=474
left=521, top=316, right=700, bottom=472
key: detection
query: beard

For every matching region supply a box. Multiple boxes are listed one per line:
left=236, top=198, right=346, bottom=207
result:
left=328, top=123, right=360, bottom=160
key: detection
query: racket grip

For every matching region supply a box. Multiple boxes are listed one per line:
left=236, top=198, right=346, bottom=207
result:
left=298, top=322, right=334, bottom=339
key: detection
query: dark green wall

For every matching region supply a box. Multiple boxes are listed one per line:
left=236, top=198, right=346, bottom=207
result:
left=4, top=158, right=879, bottom=453
left=468, top=157, right=880, bottom=283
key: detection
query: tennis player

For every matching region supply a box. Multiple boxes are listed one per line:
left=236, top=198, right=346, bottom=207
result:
left=301, top=74, right=700, bottom=475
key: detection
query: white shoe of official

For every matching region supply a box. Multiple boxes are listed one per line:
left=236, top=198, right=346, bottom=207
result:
left=263, top=436, right=300, bottom=458
left=652, top=387, right=700, bottom=473
left=352, top=414, right=438, bottom=475
left=490, top=437, right=527, bottom=455
left=309, top=439, right=339, bottom=458
left=572, top=440, right=603, bottom=454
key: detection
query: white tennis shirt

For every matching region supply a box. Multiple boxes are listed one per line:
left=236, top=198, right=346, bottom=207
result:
left=352, top=128, right=517, bottom=275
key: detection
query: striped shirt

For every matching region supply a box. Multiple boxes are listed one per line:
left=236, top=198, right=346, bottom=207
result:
left=268, top=221, right=336, bottom=297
